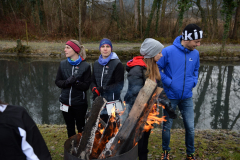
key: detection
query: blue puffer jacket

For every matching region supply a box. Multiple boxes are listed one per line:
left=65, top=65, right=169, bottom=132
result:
left=157, top=35, right=200, bottom=99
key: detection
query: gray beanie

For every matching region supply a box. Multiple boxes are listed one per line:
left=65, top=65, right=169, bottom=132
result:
left=140, top=38, right=164, bottom=58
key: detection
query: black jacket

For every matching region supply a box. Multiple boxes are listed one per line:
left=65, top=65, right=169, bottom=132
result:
left=124, top=58, right=165, bottom=109
left=91, top=59, right=124, bottom=102
left=0, top=105, right=52, bottom=160
left=124, top=65, right=146, bottom=107
left=55, top=59, right=91, bottom=107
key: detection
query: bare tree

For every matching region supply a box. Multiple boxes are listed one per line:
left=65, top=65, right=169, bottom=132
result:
left=212, top=0, right=218, bottom=38
left=160, top=0, right=167, bottom=24
left=195, top=0, right=207, bottom=36
left=134, top=0, right=139, bottom=32
left=231, top=0, right=240, bottom=40
left=119, top=0, right=124, bottom=18
left=79, top=0, right=82, bottom=44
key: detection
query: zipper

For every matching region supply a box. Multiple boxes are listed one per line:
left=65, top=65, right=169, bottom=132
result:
left=69, top=66, right=74, bottom=106
left=180, top=52, right=186, bottom=100
left=83, top=91, right=85, bottom=99
left=101, top=66, right=105, bottom=87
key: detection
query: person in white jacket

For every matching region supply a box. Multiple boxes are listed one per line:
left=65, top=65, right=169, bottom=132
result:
left=0, top=100, right=52, bottom=160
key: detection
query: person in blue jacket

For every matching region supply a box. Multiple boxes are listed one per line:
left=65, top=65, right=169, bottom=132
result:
left=157, top=24, right=203, bottom=160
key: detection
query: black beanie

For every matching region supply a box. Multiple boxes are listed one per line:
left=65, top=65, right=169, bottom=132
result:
left=182, top=24, right=203, bottom=40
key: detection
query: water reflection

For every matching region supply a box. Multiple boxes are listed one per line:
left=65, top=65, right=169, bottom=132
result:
left=0, top=59, right=240, bottom=130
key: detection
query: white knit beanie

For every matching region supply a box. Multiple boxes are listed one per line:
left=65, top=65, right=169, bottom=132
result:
left=140, top=38, right=164, bottom=58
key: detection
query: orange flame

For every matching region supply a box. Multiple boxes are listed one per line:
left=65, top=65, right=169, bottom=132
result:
left=90, top=104, right=121, bottom=159
left=144, top=104, right=167, bottom=132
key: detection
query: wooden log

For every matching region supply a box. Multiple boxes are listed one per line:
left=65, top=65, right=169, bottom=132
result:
left=90, top=114, right=120, bottom=159
left=76, top=96, right=107, bottom=159
left=131, top=87, right=163, bottom=145
left=105, top=79, right=163, bottom=157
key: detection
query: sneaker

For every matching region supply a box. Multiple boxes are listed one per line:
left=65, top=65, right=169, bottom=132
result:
left=161, top=150, right=170, bottom=160
left=186, top=153, right=196, bottom=160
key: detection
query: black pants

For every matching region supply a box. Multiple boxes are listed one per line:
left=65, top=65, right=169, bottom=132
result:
left=138, top=130, right=151, bottom=160
left=62, top=106, right=88, bottom=138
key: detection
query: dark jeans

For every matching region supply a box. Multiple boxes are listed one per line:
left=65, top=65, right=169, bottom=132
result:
left=62, top=106, right=88, bottom=138
left=138, top=130, right=151, bottom=160
left=162, top=97, right=195, bottom=155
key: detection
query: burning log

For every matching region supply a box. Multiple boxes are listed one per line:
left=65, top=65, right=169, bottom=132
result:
left=76, top=96, right=107, bottom=159
left=90, top=107, right=120, bottom=159
left=101, top=78, right=163, bottom=158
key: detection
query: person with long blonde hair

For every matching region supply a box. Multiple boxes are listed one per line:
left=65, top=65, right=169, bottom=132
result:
left=124, top=38, right=176, bottom=160
left=55, top=39, right=91, bottom=138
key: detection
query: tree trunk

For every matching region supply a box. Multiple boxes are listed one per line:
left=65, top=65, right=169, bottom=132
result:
left=141, top=0, right=145, bottom=19
left=211, top=0, right=218, bottom=38
left=177, top=0, right=191, bottom=35
left=155, top=0, right=161, bottom=35
left=81, top=0, right=86, bottom=27
left=220, top=0, right=236, bottom=54
left=37, top=0, right=46, bottom=30
left=58, top=0, right=64, bottom=33
left=160, top=0, right=166, bottom=24
left=141, top=0, right=145, bottom=38
left=144, top=0, right=158, bottom=38
left=79, top=0, right=82, bottom=44
left=231, top=0, right=240, bottom=40
left=0, top=0, right=5, bottom=17
left=119, top=0, right=124, bottom=18
left=196, top=0, right=207, bottom=36
left=134, top=0, right=139, bottom=32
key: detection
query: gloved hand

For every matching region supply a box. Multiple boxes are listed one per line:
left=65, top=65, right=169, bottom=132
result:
left=65, top=75, right=76, bottom=86
left=158, top=98, right=177, bottom=119
left=92, top=87, right=103, bottom=96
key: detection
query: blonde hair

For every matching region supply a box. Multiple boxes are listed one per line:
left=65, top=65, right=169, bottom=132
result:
left=70, top=39, right=86, bottom=59
left=143, top=58, right=161, bottom=81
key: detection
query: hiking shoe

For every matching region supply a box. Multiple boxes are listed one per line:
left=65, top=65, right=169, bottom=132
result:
left=161, top=150, right=170, bottom=160
left=186, top=153, right=196, bottom=160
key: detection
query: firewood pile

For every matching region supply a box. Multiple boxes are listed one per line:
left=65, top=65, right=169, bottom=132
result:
left=64, top=79, right=166, bottom=160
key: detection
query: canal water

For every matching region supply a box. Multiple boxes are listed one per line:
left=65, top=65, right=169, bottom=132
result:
left=0, top=58, right=240, bottom=130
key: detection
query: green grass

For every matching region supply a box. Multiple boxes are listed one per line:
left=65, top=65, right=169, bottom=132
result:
left=38, top=125, right=240, bottom=160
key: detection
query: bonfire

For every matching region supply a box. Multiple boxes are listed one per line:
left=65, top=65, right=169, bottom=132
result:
left=64, top=79, right=167, bottom=160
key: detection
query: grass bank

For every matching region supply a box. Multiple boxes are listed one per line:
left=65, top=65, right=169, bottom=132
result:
left=38, top=125, right=240, bottom=160
left=1, top=40, right=240, bottom=61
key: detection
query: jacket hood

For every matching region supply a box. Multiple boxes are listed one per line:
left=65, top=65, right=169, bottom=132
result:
left=0, top=104, right=7, bottom=112
left=173, top=35, right=192, bottom=53
left=111, top=52, right=119, bottom=60
left=126, top=56, right=146, bottom=72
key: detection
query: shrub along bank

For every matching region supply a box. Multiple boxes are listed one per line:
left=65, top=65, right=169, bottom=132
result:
left=0, top=40, right=240, bottom=61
